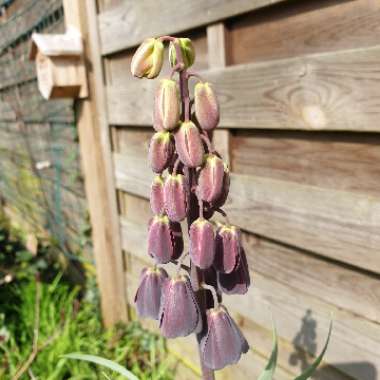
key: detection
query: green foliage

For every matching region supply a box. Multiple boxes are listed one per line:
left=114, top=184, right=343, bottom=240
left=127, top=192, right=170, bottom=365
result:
left=258, top=321, right=333, bottom=380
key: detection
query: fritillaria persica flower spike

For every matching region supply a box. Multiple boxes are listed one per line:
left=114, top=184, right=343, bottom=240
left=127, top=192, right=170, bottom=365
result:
left=164, top=173, right=189, bottom=222
left=154, top=79, right=180, bottom=131
left=131, top=35, right=253, bottom=377
left=148, top=131, right=174, bottom=173
left=159, top=275, right=201, bottom=338
left=148, top=215, right=183, bottom=264
left=134, top=267, right=168, bottom=319
left=131, top=38, right=164, bottom=79
left=194, top=82, right=220, bottom=131
left=201, top=305, right=249, bottom=370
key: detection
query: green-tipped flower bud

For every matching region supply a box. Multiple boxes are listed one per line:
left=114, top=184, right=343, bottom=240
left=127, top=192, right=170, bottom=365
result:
left=153, top=79, right=180, bottom=131
left=131, top=38, right=164, bottom=79
left=169, top=38, right=195, bottom=69
left=194, top=82, right=220, bottom=131
left=214, top=225, right=241, bottom=274
left=150, top=175, right=165, bottom=215
left=148, top=131, right=174, bottom=173
left=174, top=121, right=204, bottom=168
left=164, top=174, right=189, bottom=222
left=198, top=154, right=225, bottom=203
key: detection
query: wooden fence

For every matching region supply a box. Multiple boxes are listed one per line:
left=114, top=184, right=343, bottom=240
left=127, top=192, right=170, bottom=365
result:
left=61, top=0, right=380, bottom=379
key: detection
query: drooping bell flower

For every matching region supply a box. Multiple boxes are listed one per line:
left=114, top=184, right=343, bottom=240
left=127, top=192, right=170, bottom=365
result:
left=150, top=175, right=165, bottom=215
left=169, top=38, right=195, bottom=69
left=198, top=154, right=225, bottom=203
left=159, top=275, right=201, bottom=338
left=148, top=131, right=174, bottom=173
left=212, top=163, right=230, bottom=208
left=163, top=173, right=189, bottom=222
left=174, top=121, right=204, bottom=168
left=214, top=225, right=241, bottom=273
left=148, top=215, right=183, bottom=264
left=131, top=38, right=164, bottom=79
left=153, top=79, right=180, bottom=131
left=189, top=218, right=215, bottom=269
left=201, top=305, right=249, bottom=370
left=194, top=82, right=220, bottom=131
left=218, top=248, right=250, bottom=295
left=134, top=267, right=168, bottom=319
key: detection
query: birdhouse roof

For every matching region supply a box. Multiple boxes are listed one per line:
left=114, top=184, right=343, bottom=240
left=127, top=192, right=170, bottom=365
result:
left=29, top=27, right=83, bottom=60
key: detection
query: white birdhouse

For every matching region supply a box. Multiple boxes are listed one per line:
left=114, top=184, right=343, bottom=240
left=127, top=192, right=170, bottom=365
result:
left=29, top=27, right=88, bottom=99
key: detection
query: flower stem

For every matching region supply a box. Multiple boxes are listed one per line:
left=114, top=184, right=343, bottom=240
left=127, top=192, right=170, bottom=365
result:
left=201, top=283, right=219, bottom=308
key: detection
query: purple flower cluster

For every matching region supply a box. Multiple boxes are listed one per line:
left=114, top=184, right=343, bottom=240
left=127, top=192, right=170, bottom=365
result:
left=131, top=36, right=250, bottom=371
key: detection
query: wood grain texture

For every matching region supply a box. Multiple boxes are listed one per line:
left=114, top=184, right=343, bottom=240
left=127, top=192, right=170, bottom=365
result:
left=98, top=0, right=287, bottom=55
left=113, top=147, right=380, bottom=274
left=231, top=130, right=380, bottom=198
left=120, top=215, right=380, bottom=380
left=229, top=0, right=380, bottom=64
left=74, top=0, right=127, bottom=326
left=107, top=45, right=380, bottom=131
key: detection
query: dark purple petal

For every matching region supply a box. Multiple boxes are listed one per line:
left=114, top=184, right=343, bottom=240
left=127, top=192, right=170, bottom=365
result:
left=159, top=275, right=201, bottom=338
left=201, top=306, right=249, bottom=370
left=218, top=248, right=250, bottom=295
left=189, top=218, right=215, bottom=269
left=134, top=267, right=168, bottom=319
left=212, top=164, right=230, bottom=209
left=148, top=131, right=174, bottom=173
left=163, top=174, right=189, bottom=222
left=214, top=225, right=241, bottom=274
left=148, top=215, right=183, bottom=264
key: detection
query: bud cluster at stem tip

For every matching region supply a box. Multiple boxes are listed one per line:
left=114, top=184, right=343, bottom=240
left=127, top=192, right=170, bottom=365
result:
left=131, top=35, right=251, bottom=372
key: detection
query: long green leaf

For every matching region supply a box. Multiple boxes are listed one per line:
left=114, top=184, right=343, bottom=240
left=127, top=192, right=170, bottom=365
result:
left=258, top=324, right=278, bottom=380
left=63, top=353, right=139, bottom=380
left=294, top=321, right=333, bottom=380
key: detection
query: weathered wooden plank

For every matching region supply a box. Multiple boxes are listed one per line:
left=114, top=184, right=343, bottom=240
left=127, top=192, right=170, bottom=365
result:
left=120, top=216, right=380, bottom=380
left=98, top=0, right=287, bottom=55
left=229, top=0, right=380, bottom=64
left=107, top=46, right=380, bottom=131
left=113, top=151, right=380, bottom=274
left=73, top=0, right=127, bottom=326
left=231, top=130, right=380, bottom=198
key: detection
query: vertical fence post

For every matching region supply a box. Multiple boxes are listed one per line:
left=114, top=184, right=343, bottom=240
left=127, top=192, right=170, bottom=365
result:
left=62, top=0, right=128, bottom=326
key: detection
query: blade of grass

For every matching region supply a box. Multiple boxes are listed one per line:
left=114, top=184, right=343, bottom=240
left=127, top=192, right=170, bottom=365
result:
left=258, top=323, right=278, bottom=380
left=63, top=353, right=139, bottom=380
left=294, top=321, right=333, bottom=380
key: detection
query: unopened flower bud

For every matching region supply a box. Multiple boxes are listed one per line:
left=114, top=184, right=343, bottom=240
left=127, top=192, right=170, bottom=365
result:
left=148, top=215, right=183, bottom=264
left=134, top=267, right=168, bottom=319
left=198, top=154, right=225, bottom=203
left=218, top=248, right=250, bottom=295
left=160, top=275, right=201, bottom=338
left=169, top=38, right=195, bottom=69
left=214, top=225, right=241, bottom=273
left=164, top=174, right=189, bottom=222
left=194, top=82, right=219, bottom=131
left=212, top=163, right=230, bottom=208
left=189, top=218, right=215, bottom=269
left=174, top=121, right=204, bottom=168
left=131, top=38, right=164, bottom=79
left=154, top=79, right=180, bottom=131
left=201, top=305, right=249, bottom=370
left=148, top=131, right=174, bottom=173
left=150, top=175, right=165, bottom=215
